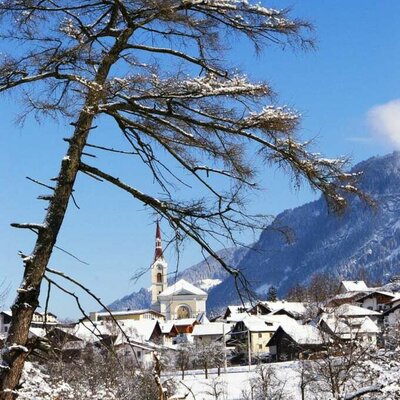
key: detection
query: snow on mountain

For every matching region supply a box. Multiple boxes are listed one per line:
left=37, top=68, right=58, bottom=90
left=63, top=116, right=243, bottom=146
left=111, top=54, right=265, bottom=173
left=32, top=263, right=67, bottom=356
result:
left=207, top=152, right=400, bottom=312
left=110, top=152, right=400, bottom=316
left=197, top=278, right=222, bottom=291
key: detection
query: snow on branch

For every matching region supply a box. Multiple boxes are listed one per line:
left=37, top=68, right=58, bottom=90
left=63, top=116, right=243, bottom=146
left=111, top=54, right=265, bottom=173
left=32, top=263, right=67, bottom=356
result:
left=139, top=73, right=270, bottom=100
left=343, top=384, right=383, bottom=400
left=242, top=106, right=299, bottom=131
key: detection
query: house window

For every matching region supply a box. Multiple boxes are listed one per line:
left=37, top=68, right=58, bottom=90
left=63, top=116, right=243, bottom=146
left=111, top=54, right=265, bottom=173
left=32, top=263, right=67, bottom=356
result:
left=258, top=344, right=262, bottom=350
left=157, top=273, right=162, bottom=283
left=137, top=351, right=142, bottom=358
left=258, top=333, right=262, bottom=338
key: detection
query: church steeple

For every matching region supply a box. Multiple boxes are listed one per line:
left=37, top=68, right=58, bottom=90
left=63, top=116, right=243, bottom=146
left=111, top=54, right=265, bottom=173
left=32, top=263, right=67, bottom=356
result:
left=154, top=220, right=164, bottom=261
left=151, top=221, right=168, bottom=309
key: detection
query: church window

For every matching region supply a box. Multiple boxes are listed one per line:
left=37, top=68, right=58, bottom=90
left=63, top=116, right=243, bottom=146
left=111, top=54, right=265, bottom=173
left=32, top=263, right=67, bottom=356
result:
left=157, top=273, right=162, bottom=283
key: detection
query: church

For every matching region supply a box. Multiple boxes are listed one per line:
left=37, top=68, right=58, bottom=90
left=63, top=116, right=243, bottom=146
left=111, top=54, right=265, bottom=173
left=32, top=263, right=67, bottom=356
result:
left=150, top=222, right=208, bottom=320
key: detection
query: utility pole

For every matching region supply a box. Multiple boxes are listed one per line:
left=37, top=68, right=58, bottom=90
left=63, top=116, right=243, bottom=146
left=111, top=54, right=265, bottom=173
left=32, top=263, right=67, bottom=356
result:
left=248, top=329, right=252, bottom=371
left=223, top=323, right=227, bottom=373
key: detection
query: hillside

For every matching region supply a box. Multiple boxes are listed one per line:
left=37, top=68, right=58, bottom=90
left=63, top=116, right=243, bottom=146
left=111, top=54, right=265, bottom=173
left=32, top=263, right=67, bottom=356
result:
left=207, top=152, right=400, bottom=311
left=109, top=152, right=400, bottom=315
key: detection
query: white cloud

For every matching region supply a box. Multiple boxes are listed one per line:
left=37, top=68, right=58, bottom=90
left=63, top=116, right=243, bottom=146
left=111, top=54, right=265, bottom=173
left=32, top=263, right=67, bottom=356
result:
left=367, top=99, right=400, bottom=148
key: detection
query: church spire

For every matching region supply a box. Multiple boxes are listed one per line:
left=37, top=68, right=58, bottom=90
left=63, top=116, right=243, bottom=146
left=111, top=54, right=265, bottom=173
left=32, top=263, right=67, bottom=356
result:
left=154, top=220, right=164, bottom=261
left=151, top=220, right=167, bottom=310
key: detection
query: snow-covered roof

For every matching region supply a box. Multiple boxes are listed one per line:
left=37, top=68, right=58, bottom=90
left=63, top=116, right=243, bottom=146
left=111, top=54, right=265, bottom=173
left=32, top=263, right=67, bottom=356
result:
left=280, top=323, right=324, bottom=345
left=95, top=309, right=164, bottom=318
left=327, top=291, right=364, bottom=302
left=196, top=312, right=209, bottom=324
left=387, top=294, right=400, bottom=305
left=192, top=322, right=231, bottom=337
left=28, top=328, right=47, bottom=338
left=113, top=319, right=159, bottom=342
left=261, top=301, right=307, bottom=317
left=158, top=279, right=207, bottom=297
left=320, top=314, right=380, bottom=337
left=59, top=319, right=159, bottom=343
left=226, top=305, right=251, bottom=314
left=160, top=321, right=174, bottom=334
left=241, top=316, right=280, bottom=333
left=341, top=280, right=369, bottom=292
left=170, top=318, right=197, bottom=326
left=1, top=310, right=12, bottom=317
left=333, top=304, right=380, bottom=317
left=59, top=322, right=108, bottom=343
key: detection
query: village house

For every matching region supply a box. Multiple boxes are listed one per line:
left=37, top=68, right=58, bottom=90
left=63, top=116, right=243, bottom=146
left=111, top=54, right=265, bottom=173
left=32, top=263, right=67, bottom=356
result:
left=248, top=301, right=308, bottom=320
left=318, top=305, right=381, bottom=345
left=267, top=323, right=324, bottom=361
left=191, top=322, right=232, bottom=345
left=355, top=291, right=395, bottom=312
left=229, top=315, right=300, bottom=356
left=0, top=310, right=58, bottom=336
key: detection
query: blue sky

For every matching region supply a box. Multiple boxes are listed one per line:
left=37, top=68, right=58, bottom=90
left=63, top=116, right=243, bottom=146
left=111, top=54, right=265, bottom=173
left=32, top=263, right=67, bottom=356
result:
left=1, top=1, right=400, bottom=318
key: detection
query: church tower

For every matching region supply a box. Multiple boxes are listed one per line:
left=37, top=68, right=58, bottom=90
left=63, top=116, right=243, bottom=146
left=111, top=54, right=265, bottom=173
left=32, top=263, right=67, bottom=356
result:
left=151, top=221, right=168, bottom=310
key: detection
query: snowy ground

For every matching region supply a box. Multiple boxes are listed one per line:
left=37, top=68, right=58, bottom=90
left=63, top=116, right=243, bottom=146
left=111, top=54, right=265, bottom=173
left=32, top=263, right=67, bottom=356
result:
left=165, top=362, right=302, bottom=400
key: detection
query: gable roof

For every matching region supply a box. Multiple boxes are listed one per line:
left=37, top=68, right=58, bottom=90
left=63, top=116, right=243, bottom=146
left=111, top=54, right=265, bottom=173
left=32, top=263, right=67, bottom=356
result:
left=333, top=304, right=380, bottom=317
left=325, top=291, right=366, bottom=307
left=341, top=281, right=369, bottom=292
left=192, top=322, right=231, bottom=337
left=158, top=279, right=207, bottom=297
left=279, top=324, right=324, bottom=345
left=356, top=291, right=395, bottom=303
left=95, top=309, right=165, bottom=319
left=259, top=301, right=307, bottom=317
left=319, top=315, right=380, bottom=337
left=113, top=319, right=160, bottom=341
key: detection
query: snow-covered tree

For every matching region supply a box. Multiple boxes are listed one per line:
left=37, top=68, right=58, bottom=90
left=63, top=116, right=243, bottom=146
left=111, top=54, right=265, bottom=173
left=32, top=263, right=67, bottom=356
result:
left=175, top=343, right=193, bottom=380
left=242, top=364, right=288, bottom=400
left=0, top=1, right=368, bottom=397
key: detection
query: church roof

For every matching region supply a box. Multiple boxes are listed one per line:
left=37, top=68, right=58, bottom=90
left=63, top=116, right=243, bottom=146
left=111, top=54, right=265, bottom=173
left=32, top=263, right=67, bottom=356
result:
left=158, top=279, right=207, bottom=298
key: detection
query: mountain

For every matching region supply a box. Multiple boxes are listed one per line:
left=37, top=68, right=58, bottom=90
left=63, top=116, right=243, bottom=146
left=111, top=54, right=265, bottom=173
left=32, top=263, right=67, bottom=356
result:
left=109, top=152, right=400, bottom=315
left=107, top=246, right=248, bottom=311
left=206, top=152, right=400, bottom=311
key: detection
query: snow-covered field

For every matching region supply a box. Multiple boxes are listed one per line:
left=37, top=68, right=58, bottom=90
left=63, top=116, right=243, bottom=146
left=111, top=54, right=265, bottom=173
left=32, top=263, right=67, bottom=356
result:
left=16, top=355, right=400, bottom=399
left=167, top=362, right=301, bottom=400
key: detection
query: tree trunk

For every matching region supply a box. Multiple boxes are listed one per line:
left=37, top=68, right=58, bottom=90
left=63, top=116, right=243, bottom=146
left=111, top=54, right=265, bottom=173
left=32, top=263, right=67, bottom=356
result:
left=0, top=27, right=133, bottom=400
left=0, top=111, right=95, bottom=400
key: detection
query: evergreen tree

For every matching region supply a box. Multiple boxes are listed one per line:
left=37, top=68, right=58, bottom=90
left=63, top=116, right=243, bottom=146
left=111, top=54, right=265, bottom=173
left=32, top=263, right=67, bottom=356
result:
left=267, top=286, right=278, bottom=302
